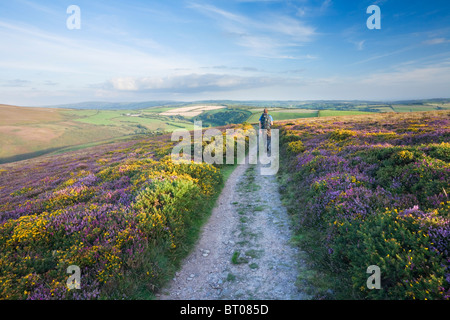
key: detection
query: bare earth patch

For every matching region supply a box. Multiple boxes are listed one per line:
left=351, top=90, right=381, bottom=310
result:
left=158, top=147, right=310, bottom=300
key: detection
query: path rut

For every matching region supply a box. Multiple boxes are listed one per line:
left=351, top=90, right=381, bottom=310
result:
left=158, top=147, right=309, bottom=300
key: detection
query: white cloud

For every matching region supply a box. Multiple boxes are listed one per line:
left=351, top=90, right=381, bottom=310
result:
left=320, top=0, right=333, bottom=12
left=16, top=0, right=60, bottom=16
left=360, top=64, right=450, bottom=86
left=188, top=2, right=316, bottom=58
left=106, top=73, right=293, bottom=93
left=0, top=21, right=195, bottom=78
left=296, top=0, right=333, bottom=18
left=1, top=79, right=32, bottom=87
left=350, top=45, right=416, bottom=66
left=188, top=3, right=246, bottom=24
left=422, top=38, right=450, bottom=45
left=297, top=62, right=450, bottom=100
left=356, top=40, right=366, bottom=51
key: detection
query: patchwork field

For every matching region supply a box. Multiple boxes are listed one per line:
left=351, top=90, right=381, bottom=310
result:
left=246, top=108, right=318, bottom=123
left=318, top=110, right=374, bottom=117
left=0, top=104, right=315, bottom=163
left=0, top=105, right=127, bottom=162
left=2, top=101, right=450, bottom=164
left=391, top=104, right=450, bottom=113
left=159, top=105, right=226, bottom=117
left=0, top=106, right=195, bottom=163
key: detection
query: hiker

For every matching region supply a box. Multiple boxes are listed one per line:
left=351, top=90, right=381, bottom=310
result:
left=259, top=108, right=273, bottom=152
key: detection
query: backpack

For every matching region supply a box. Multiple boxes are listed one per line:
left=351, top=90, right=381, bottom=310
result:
left=261, top=113, right=271, bottom=129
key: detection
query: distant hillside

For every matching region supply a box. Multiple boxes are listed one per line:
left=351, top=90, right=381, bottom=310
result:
left=39, top=98, right=450, bottom=111
left=2, top=100, right=450, bottom=164
left=41, top=101, right=186, bottom=110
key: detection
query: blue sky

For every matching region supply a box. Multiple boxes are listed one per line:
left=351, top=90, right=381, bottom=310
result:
left=0, top=0, right=449, bottom=106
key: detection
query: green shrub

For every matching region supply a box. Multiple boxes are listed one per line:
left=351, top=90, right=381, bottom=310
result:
left=134, top=176, right=202, bottom=249
left=281, top=133, right=302, bottom=144
left=426, top=142, right=450, bottom=162
left=329, top=129, right=357, bottom=142
left=331, top=209, right=447, bottom=300
left=392, top=150, right=415, bottom=165
left=287, top=140, right=305, bottom=154
left=376, top=156, right=449, bottom=204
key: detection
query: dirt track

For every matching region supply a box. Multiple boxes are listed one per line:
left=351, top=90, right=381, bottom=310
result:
left=158, top=147, right=309, bottom=300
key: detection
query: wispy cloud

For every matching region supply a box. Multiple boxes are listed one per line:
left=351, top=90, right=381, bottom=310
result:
left=360, top=62, right=450, bottom=88
left=201, top=65, right=262, bottom=72
left=235, top=0, right=282, bottom=2
left=320, top=0, right=333, bottom=12
left=422, top=38, right=450, bottom=45
left=0, top=21, right=195, bottom=76
left=188, top=2, right=316, bottom=58
left=1, top=79, right=32, bottom=88
left=349, top=45, right=417, bottom=66
left=188, top=3, right=247, bottom=24
left=296, top=0, right=333, bottom=18
left=105, top=73, right=296, bottom=93
left=352, top=40, right=366, bottom=51
left=16, top=0, right=60, bottom=17
left=1, top=0, right=449, bottom=105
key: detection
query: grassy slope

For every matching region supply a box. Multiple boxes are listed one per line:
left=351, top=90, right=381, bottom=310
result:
left=318, top=110, right=375, bottom=117
left=391, top=105, right=450, bottom=112
left=0, top=106, right=195, bottom=163
left=3, top=102, right=450, bottom=164
left=246, top=109, right=318, bottom=123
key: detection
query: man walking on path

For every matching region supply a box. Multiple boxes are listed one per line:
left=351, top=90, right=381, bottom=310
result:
left=259, top=108, right=274, bottom=152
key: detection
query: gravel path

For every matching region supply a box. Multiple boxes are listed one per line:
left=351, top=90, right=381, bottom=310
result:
left=158, top=147, right=309, bottom=300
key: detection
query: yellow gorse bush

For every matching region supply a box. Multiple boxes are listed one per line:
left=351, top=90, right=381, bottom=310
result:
left=3, top=213, right=50, bottom=246
left=0, top=123, right=244, bottom=299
